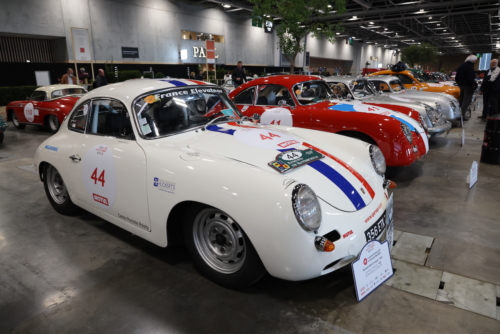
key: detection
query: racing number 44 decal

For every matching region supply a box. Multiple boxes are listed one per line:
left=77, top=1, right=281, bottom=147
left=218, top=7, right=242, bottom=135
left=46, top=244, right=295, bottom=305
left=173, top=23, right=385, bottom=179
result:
left=260, top=132, right=281, bottom=140
left=82, top=144, right=117, bottom=209
left=91, top=168, right=106, bottom=186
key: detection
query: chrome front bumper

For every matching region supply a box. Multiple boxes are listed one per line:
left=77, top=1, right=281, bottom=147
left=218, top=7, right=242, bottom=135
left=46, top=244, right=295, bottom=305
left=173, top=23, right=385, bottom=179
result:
left=428, top=120, right=452, bottom=136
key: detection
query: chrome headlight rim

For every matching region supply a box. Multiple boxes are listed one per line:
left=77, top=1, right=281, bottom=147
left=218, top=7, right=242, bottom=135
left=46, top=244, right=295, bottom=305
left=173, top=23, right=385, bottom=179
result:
left=369, top=145, right=386, bottom=176
left=434, top=102, right=442, bottom=112
left=401, top=123, right=413, bottom=144
left=291, top=184, right=322, bottom=232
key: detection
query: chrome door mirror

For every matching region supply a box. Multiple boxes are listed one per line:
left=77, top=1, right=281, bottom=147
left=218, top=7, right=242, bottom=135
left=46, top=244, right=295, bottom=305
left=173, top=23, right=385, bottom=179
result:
left=252, top=113, right=261, bottom=121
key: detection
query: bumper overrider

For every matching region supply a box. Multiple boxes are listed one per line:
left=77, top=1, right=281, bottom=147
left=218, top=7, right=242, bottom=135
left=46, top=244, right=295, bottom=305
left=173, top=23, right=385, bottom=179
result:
left=428, top=119, right=452, bottom=136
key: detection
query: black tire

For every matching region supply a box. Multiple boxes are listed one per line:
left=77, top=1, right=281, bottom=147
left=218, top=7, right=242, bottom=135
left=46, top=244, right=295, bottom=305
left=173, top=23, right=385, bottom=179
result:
left=0, top=132, right=3, bottom=144
left=43, top=164, right=80, bottom=215
left=47, top=115, right=60, bottom=133
left=10, top=111, right=26, bottom=130
left=183, top=204, right=266, bottom=289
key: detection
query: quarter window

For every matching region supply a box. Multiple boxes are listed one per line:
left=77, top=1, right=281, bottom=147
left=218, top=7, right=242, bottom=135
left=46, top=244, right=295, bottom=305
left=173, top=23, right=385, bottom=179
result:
left=234, top=88, right=255, bottom=105
left=68, top=102, right=90, bottom=133
left=87, top=99, right=134, bottom=139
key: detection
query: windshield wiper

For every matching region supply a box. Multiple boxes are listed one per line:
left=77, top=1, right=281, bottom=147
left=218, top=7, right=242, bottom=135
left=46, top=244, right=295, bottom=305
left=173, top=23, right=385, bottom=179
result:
left=203, top=115, right=232, bottom=130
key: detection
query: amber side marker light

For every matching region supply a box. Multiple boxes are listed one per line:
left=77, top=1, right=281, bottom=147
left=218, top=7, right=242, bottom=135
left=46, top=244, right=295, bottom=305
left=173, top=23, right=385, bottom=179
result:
left=384, top=180, right=397, bottom=189
left=315, top=236, right=335, bottom=252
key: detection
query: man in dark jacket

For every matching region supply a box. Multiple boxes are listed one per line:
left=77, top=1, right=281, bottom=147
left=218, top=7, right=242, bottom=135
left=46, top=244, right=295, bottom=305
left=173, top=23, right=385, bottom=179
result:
left=479, top=59, right=500, bottom=119
left=95, top=69, right=108, bottom=88
left=455, top=55, right=477, bottom=120
left=232, top=61, right=247, bottom=88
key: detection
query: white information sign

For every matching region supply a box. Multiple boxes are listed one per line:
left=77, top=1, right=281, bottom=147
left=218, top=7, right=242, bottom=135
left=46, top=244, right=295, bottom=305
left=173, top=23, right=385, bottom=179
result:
left=467, top=160, right=478, bottom=188
left=386, top=193, right=394, bottom=251
left=71, top=28, right=92, bottom=61
left=352, top=240, right=394, bottom=302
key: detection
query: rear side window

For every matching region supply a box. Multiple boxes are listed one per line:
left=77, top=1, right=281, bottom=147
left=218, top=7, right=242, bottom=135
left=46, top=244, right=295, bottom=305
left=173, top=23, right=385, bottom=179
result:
left=256, top=85, right=294, bottom=106
left=68, top=102, right=90, bottom=133
left=234, top=87, right=255, bottom=105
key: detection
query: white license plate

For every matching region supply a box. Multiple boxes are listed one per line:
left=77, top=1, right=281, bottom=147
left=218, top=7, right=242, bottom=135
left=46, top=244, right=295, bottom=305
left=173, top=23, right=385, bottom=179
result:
left=364, top=213, right=386, bottom=242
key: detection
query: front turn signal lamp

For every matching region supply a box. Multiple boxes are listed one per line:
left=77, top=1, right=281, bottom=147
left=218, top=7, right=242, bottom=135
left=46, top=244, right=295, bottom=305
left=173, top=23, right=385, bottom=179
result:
left=315, top=236, right=335, bottom=252
left=384, top=180, right=397, bottom=189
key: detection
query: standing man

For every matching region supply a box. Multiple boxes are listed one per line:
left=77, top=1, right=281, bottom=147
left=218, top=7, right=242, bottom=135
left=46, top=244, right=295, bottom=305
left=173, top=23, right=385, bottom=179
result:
left=60, top=68, right=75, bottom=85
left=479, top=59, right=500, bottom=120
left=455, top=55, right=478, bottom=121
left=232, top=61, right=247, bottom=88
left=95, top=69, right=108, bottom=88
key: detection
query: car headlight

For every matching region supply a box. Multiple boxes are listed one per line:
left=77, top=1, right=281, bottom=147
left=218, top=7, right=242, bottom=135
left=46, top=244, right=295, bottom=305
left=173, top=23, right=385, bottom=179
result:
left=292, top=184, right=322, bottom=232
left=419, top=114, right=428, bottom=131
left=401, top=123, right=413, bottom=144
left=369, top=145, right=386, bottom=176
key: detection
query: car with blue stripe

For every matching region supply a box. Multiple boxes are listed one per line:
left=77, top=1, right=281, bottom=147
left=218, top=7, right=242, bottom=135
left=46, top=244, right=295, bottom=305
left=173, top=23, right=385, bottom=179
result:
left=34, top=78, right=395, bottom=288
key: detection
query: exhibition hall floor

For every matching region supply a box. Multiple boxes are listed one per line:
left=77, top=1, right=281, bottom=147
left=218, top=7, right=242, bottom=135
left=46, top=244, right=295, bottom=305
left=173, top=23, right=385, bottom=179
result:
left=1, top=107, right=499, bottom=333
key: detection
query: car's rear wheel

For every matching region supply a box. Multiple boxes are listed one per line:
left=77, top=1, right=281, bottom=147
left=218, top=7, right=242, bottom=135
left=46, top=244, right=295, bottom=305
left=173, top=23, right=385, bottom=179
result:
left=43, top=164, right=80, bottom=215
left=47, top=115, right=60, bottom=133
left=11, top=112, right=26, bottom=130
left=184, top=205, right=266, bottom=289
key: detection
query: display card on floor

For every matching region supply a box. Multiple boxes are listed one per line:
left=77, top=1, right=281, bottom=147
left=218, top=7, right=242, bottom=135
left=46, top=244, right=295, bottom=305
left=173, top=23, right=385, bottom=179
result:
left=352, top=240, right=393, bottom=302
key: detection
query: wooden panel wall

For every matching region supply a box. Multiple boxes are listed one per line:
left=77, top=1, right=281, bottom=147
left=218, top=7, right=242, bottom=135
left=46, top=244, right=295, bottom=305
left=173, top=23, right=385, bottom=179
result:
left=0, top=36, right=53, bottom=63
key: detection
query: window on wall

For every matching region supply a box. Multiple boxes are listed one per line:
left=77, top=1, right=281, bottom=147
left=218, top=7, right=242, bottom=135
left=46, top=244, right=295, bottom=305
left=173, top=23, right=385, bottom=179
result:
left=479, top=53, right=492, bottom=71
left=181, top=31, right=224, bottom=43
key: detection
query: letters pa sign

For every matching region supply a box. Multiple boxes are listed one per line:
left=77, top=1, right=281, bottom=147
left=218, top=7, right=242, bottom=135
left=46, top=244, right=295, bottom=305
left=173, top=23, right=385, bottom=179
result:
left=206, top=40, right=215, bottom=64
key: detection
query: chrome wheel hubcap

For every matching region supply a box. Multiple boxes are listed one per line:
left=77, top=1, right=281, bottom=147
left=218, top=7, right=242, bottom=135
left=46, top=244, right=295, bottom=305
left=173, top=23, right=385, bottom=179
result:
left=47, top=165, right=68, bottom=204
left=12, top=114, right=19, bottom=126
left=193, top=209, right=246, bottom=274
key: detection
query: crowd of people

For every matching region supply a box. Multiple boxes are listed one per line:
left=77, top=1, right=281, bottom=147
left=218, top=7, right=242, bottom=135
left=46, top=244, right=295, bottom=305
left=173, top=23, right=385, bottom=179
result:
left=58, top=67, right=108, bottom=88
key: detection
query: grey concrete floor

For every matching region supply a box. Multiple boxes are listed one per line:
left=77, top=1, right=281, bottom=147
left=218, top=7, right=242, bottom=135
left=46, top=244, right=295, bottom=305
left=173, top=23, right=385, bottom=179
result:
left=1, top=107, right=500, bottom=334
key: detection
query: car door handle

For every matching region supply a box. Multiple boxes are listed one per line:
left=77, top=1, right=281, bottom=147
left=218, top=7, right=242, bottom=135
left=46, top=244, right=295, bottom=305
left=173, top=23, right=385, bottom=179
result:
left=69, top=155, right=81, bottom=162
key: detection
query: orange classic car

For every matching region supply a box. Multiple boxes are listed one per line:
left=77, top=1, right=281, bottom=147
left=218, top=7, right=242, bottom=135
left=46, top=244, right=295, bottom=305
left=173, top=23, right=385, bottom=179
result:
left=368, top=70, right=460, bottom=99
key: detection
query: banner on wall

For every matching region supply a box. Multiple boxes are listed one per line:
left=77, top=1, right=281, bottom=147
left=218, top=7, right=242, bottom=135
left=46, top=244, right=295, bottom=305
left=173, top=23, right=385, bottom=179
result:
left=205, top=40, right=215, bottom=64
left=71, top=28, right=92, bottom=61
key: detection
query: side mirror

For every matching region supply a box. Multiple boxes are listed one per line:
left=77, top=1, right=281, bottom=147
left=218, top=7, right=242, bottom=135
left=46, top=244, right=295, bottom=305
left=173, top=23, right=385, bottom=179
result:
left=252, top=113, right=261, bottom=121
left=278, top=99, right=287, bottom=107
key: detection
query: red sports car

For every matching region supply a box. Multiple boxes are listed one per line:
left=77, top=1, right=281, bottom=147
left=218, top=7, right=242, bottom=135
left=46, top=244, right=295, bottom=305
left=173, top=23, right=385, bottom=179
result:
left=228, top=75, right=428, bottom=167
left=7, top=84, right=87, bottom=133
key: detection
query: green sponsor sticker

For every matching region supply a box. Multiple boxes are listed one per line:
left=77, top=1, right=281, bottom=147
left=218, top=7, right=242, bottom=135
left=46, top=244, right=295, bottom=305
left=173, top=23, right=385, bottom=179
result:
left=268, top=149, right=324, bottom=173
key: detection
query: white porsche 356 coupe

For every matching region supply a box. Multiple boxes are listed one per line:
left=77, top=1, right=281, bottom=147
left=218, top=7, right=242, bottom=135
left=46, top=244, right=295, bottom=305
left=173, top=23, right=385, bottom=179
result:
left=34, top=79, right=393, bottom=288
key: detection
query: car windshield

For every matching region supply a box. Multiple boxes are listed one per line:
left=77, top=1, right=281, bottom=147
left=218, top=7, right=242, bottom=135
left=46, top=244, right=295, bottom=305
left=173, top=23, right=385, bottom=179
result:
left=133, top=86, right=242, bottom=139
left=350, top=80, right=375, bottom=98
left=51, top=88, right=87, bottom=99
left=293, top=80, right=333, bottom=105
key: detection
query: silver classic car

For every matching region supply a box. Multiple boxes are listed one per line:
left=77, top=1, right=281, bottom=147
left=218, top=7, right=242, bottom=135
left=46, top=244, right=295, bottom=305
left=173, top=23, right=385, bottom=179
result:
left=367, top=75, right=461, bottom=121
left=323, top=76, right=452, bottom=137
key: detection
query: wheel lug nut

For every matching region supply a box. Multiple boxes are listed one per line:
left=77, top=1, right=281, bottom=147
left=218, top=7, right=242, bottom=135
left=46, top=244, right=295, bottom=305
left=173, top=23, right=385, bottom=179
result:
left=212, top=228, right=218, bottom=233
left=221, top=247, right=226, bottom=253
left=227, top=241, right=232, bottom=246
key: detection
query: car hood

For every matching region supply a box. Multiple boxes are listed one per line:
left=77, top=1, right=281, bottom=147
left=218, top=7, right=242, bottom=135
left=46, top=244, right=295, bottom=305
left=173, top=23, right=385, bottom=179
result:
left=187, top=122, right=379, bottom=212
left=358, top=95, right=425, bottom=110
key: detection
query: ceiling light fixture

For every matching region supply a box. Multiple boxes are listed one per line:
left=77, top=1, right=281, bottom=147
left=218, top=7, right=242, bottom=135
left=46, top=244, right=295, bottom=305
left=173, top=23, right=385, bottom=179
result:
left=384, top=28, right=388, bottom=30
left=328, top=4, right=332, bottom=8
left=336, top=32, right=340, bottom=35
left=369, top=22, right=374, bottom=24
left=222, top=4, right=231, bottom=8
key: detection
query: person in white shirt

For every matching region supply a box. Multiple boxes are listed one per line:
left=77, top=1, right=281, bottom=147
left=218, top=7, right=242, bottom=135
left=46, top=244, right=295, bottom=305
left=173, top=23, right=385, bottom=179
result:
left=61, top=68, right=75, bottom=85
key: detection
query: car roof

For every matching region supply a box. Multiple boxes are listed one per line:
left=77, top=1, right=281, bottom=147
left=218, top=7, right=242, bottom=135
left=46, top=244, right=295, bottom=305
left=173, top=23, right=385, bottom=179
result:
left=366, top=75, right=400, bottom=81
left=83, top=78, right=216, bottom=103
left=323, top=76, right=363, bottom=83
left=36, top=84, right=86, bottom=94
left=244, top=75, right=324, bottom=87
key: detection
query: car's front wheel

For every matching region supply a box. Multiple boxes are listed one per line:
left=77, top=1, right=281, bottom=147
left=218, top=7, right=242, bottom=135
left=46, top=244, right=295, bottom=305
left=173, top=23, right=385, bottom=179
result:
left=47, top=115, right=60, bottom=133
left=184, top=205, right=266, bottom=289
left=43, top=164, right=80, bottom=215
left=11, top=111, right=26, bottom=130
